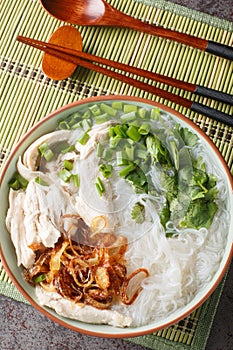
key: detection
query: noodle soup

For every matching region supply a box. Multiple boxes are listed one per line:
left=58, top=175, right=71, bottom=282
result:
left=1, top=96, right=232, bottom=335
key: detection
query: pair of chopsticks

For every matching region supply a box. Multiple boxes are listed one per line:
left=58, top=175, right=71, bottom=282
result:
left=17, top=36, right=233, bottom=126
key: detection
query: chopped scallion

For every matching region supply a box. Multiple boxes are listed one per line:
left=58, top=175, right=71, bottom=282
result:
left=43, top=148, right=54, bottom=162
left=58, top=169, right=72, bottom=182
left=97, top=143, right=103, bottom=157
left=126, top=125, right=141, bottom=142
left=81, top=118, right=92, bottom=131
left=72, top=174, right=80, bottom=188
left=120, top=111, right=137, bottom=123
left=63, top=159, right=73, bottom=171
left=38, top=142, right=49, bottom=155
left=58, top=120, right=70, bottom=130
left=61, top=144, right=76, bottom=154
left=102, top=148, right=113, bottom=161
left=135, top=148, right=148, bottom=160
left=34, top=274, right=46, bottom=284
left=151, top=107, right=161, bottom=120
left=138, top=123, right=150, bottom=135
left=95, top=177, right=105, bottom=196
left=95, top=113, right=110, bottom=124
left=100, top=103, right=117, bottom=116
left=8, top=173, right=28, bottom=190
left=77, top=132, right=90, bottom=145
left=109, top=135, right=122, bottom=149
left=138, top=107, right=147, bottom=119
left=35, top=177, right=49, bottom=186
left=111, top=101, right=122, bottom=110
left=119, top=163, right=136, bottom=178
left=113, top=124, right=127, bottom=138
left=125, top=145, right=135, bottom=161
left=82, top=110, right=91, bottom=119
left=116, top=151, right=128, bottom=166
left=99, top=164, right=113, bottom=178
left=89, top=104, right=101, bottom=116
left=123, top=104, right=137, bottom=113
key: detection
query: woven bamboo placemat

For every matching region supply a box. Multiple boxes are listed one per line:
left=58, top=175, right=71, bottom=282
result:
left=0, top=1, right=232, bottom=349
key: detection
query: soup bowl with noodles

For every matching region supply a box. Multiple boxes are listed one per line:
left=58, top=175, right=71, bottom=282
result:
left=0, top=96, right=232, bottom=337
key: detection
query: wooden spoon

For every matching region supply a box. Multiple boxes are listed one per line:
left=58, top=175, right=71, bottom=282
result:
left=42, top=25, right=82, bottom=80
left=40, top=0, right=233, bottom=60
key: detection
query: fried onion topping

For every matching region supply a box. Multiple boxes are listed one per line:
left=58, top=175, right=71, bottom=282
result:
left=24, top=215, right=149, bottom=309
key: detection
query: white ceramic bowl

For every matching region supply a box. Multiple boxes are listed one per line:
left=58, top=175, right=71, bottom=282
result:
left=0, top=96, right=232, bottom=338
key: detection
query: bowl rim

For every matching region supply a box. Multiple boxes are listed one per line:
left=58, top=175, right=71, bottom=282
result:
left=1, top=95, right=233, bottom=338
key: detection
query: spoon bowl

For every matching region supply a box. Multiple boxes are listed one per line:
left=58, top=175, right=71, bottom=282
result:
left=41, top=0, right=109, bottom=25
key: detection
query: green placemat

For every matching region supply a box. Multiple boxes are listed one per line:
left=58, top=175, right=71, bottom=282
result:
left=0, top=1, right=232, bottom=350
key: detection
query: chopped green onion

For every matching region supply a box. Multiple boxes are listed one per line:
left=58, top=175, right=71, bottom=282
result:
left=38, top=142, right=49, bottom=155
left=97, top=143, right=103, bottom=157
left=95, top=177, right=105, bottom=196
left=119, top=163, right=136, bottom=178
left=89, top=104, right=101, bottom=116
left=138, top=123, right=150, bottom=135
left=112, top=101, right=122, bottom=110
left=58, top=169, right=72, bottom=182
left=63, top=159, right=73, bottom=171
left=77, top=132, right=90, bottom=145
left=8, top=179, right=20, bottom=190
left=113, top=124, right=127, bottom=138
left=123, top=104, right=137, bottom=113
left=72, top=174, right=80, bottom=188
left=61, top=144, right=76, bottom=154
left=8, top=173, right=28, bottom=190
left=71, top=121, right=82, bottom=130
left=116, top=151, right=128, bottom=166
left=99, top=164, right=113, bottom=178
left=81, top=118, right=92, bottom=131
left=125, top=145, right=135, bottom=161
left=138, top=107, right=147, bottom=119
left=95, top=113, right=110, bottom=124
left=34, top=274, right=46, bottom=284
left=135, top=148, right=148, bottom=160
left=38, top=142, right=54, bottom=161
left=120, top=111, right=137, bottom=123
left=109, top=135, right=122, bottom=149
left=100, top=103, right=117, bottom=116
left=68, top=112, right=81, bottom=126
left=71, top=112, right=81, bottom=121
left=150, top=107, right=161, bottom=120
left=109, top=126, right=116, bottom=137
left=126, top=138, right=135, bottom=146
left=102, top=148, right=113, bottom=161
left=58, top=120, right=70, bottom=130
left=126, top=125, right=141, bottom=142
left=128, top=119, right=139, bottom=127
left=82, top=110, right=91, bottom=119
left=43, top=148, right=54, bottom=162
left=35, top=176, right=49, bottom=186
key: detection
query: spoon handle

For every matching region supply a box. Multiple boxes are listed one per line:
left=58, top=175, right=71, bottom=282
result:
left=104, top=2, right=233, bottom=61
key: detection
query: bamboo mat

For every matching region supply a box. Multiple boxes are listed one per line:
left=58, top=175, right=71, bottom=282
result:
left=0, top=0, right=232, bottom=349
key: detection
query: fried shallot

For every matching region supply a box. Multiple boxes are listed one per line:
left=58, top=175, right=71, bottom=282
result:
left=24, top=215, right=149, bottom=309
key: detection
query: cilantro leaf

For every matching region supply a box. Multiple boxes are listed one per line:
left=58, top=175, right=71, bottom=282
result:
left=131, top=203, right=145, bottom=224
left=180, top=199, right=218, bottom=229
left=179, top=127, right=198, bottom=147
